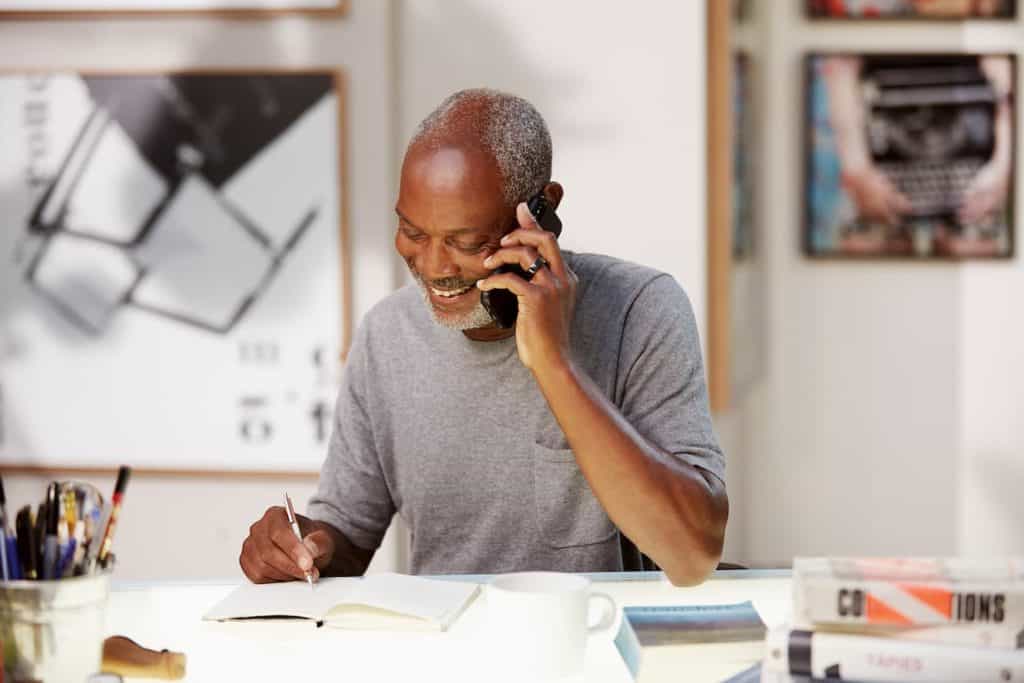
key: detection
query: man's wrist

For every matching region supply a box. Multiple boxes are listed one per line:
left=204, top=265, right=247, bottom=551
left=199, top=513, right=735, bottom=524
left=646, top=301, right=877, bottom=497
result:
left=530, top=352, right=578, bottom=389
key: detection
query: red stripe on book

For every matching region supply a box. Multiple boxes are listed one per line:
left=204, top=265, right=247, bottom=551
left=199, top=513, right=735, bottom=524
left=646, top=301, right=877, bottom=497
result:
left=866, top=593, right=913, bottom=625
left=901, top=584, right=953, bottom=618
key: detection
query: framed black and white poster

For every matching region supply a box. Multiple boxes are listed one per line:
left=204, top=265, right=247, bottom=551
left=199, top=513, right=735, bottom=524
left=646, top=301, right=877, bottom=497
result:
left=804, top=53, right=1015, bottom=259
left=0, top=69, right=348, bottom=473
left=807, top=0, right=1015, bottom=19
left=0, top=0, right=346, bottom=17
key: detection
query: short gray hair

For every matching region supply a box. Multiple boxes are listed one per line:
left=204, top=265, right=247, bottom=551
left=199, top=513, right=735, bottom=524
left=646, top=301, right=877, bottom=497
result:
left=409, top=88, right=552, bottom=206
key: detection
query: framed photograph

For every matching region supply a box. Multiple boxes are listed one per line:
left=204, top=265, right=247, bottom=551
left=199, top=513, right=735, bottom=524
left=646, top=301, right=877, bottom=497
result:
left=804, top=53, right=1015, bottom=259
left=0, top=69, right=348, bottom=473
left=807, top=0, right=1015, bottom=19
left=0, top=0, right=346, bottom=18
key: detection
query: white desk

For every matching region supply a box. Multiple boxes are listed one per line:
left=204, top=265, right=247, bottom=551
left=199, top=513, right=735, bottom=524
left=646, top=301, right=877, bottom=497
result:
left=105, top=570, right=791, bottom=683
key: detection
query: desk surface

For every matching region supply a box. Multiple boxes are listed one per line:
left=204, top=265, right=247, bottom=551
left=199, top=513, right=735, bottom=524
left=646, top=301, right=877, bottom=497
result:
left=106, top=570, right=791, bottom=683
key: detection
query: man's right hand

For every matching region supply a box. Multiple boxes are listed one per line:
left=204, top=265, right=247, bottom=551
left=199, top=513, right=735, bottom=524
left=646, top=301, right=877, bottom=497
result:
left=239, top=506, right=336, bottom=583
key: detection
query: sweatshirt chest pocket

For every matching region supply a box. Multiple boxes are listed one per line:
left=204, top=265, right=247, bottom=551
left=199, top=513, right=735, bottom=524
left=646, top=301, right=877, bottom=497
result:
left=532, top=444, right=617, bottom=549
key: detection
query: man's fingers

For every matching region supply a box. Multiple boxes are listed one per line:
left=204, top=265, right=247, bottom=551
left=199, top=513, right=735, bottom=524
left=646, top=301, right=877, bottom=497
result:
left=483, top=246, right=542, bottom=274
left=303, top=529, right=333, bottom=563
left=241, top=550, right=293, bottom=584
left=500, top=202, right=567, bottom=276
left=516, top=201, right=540, bottom=230
left=889, top=190, right=911, bottom=216
left=476, top=271, right=532, bottom=298
left=240, top=506, right=321, bottom=584
left=269, top=522, right=315, bottom=572
left=259, top=534, right=312, bottom=580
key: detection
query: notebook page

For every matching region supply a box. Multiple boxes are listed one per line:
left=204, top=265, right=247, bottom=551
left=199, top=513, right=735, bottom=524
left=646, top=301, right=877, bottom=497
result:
left=203, top=577, right=359, bottom=621
left=342, top=573, right=480, bottom=627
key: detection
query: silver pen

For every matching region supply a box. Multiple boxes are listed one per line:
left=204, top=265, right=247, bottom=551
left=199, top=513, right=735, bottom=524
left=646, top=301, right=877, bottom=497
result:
left=284, top=493, right=315, bottom=590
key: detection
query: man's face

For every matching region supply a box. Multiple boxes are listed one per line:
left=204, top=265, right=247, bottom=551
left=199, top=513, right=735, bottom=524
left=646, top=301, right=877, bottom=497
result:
left=395, top=144, right=511, bottom=330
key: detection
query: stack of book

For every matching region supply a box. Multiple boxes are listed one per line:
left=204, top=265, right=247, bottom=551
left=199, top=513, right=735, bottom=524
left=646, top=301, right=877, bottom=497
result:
left=762, top=557, right=1024, bottom=682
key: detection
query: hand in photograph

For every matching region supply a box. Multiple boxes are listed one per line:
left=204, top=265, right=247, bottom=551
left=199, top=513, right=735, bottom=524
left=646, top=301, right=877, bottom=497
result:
left=842, top=167, right=912, bottom=227
left=959, top=55, right=1014, bottom=226
left=821, top=57, right=912, bottom=229
left=933, top=222, right=1004, bottom=257
left=959, top=156, right=1011, bottom=225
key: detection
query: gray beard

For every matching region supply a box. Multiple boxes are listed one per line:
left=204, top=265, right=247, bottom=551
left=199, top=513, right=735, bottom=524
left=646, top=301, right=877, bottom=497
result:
left=411, top=275, right=496, bottom=331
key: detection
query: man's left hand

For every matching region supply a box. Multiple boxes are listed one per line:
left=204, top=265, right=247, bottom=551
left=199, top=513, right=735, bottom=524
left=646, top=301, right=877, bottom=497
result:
left=477, top=202, right=577, bottom=374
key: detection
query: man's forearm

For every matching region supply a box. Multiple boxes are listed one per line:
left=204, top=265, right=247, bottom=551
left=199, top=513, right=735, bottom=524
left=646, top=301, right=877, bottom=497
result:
left=533, top=359, right=728, bottom=586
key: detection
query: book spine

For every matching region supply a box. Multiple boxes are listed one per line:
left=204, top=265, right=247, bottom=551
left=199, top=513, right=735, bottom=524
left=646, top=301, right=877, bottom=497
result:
left=794, top=622, right=1024, bottom=650
left=763, top=627, right=1024, bottom=682
left=794, top=557, right=1024, bottom=583
left=794, top=577, right=1024, bottom=628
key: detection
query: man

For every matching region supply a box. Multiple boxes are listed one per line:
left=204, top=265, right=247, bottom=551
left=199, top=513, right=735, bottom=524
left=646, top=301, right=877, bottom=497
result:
left=240, top=89, right=728, bottom=586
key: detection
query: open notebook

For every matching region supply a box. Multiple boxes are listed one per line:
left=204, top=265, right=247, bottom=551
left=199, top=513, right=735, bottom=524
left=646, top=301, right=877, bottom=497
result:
left=203, top=573, right=481, bottom=632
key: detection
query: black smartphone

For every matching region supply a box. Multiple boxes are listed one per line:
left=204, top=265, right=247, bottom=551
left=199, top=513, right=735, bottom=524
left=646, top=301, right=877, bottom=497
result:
left=480, top=191, right=562, bottom=329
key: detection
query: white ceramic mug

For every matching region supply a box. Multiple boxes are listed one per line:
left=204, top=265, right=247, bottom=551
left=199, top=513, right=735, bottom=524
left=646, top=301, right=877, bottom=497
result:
left=486, top=572, right=619, bottom=681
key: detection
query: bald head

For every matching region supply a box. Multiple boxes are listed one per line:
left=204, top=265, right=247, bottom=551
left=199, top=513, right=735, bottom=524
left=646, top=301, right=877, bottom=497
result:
left=407, top=88, right=552, bottom=206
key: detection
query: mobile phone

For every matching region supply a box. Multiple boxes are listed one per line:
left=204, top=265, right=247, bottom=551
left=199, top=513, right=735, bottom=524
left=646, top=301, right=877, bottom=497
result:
left=480, top=191, right=562, bottom=329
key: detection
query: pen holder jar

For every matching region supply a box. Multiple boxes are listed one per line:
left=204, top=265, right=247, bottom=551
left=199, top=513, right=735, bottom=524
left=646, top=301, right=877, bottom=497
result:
left=0, top=572, right=110, bottom=683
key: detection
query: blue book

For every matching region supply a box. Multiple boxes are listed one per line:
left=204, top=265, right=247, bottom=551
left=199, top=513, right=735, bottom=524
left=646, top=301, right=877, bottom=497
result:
left=623, top=601, right=766, bottom=646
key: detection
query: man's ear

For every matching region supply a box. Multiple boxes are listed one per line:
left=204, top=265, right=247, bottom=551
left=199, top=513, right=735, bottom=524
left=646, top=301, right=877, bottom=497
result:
left=543, top=182, right=564, bottom=211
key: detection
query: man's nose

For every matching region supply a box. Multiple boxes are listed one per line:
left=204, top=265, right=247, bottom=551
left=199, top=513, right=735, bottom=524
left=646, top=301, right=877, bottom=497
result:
left=420, top=239, right=458, bottom=278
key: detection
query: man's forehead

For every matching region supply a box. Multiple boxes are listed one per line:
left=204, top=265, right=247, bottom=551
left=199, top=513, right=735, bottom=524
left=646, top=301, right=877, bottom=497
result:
left=405, top=147, right=478, bottom=193
left=401, top=142, right=504, bottom=207
left=404, top=141, right=498, bottom=177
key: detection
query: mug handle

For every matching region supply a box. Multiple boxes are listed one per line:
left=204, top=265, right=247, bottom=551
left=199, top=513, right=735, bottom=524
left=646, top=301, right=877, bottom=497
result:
left=586, top=591, right=619, bottom=637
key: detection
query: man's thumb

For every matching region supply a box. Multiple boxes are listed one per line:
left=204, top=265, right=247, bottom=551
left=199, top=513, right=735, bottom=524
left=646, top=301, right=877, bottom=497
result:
left=303, top=530, right=331, bottom=560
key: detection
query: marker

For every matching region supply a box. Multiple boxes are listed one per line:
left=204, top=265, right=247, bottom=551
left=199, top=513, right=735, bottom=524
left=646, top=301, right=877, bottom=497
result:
left=1, top=489, right=20, bottom=581
left=33, top=502, right=46, bottom=578
left=63, top=485, right=77, bottom=538
left=97, top=466, right=130, bottom=568
left=284, top=493, right=314, bottom=590
left=6, top=534, right=21, bottom=580
left=15, top=506, right=37, bottom=580
left=41, top=484, right=59, bottom=580
left=55, top=537, right=76, bottom=578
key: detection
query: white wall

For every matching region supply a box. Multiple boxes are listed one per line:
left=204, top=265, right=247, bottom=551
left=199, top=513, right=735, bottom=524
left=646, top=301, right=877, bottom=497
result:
left=0, top=1, right=405, bottom=579
left=736, top=2, right=1024, bottom=566
left=396, top=0, right=707, bottom=333
left=959, top=21, right=1024, bottom=557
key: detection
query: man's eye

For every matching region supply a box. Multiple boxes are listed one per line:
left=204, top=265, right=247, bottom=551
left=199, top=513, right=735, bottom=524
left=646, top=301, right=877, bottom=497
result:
left=401, top=227, right=426, bottom=241
left=455, top=242, right=489, bottom=254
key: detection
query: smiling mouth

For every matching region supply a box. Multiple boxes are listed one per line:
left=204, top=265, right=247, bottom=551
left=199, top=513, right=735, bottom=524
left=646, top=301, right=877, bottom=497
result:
left=429, top=284, right=475, bottom=298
